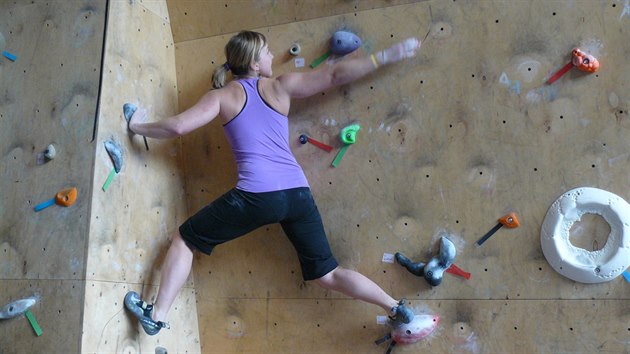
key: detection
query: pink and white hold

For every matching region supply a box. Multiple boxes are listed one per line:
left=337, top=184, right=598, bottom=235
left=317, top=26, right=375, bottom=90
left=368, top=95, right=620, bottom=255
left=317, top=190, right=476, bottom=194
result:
left=390, top=314, right=440, bottom=344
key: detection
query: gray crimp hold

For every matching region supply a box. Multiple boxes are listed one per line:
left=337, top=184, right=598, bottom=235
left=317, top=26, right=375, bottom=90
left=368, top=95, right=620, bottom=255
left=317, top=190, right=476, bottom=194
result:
left=44, top=144, right=56, bottom=160
left=0, top=296, right=38, bottom=319
left=104, top=139, right=123, bottom=173
left=123, top=103, right=137, bottom=125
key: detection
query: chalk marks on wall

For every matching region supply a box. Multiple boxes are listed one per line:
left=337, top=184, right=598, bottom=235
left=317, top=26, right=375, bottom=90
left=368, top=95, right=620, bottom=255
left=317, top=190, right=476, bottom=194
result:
left=452, top=322, right=480, bottom=354
left=498, top=72, right=521, bottom=96
left=498, top=71, right=558, bottom=104
left=619, top=0, right=630, bottom=20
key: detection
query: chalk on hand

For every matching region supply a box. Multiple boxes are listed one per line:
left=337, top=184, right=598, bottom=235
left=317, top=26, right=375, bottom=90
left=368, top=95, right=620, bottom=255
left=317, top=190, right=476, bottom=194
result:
left=2, top=51, right=16, bottom=61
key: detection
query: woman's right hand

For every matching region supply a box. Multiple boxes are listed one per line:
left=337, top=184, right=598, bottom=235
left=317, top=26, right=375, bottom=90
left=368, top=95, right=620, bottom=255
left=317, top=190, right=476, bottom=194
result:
left=128, top=108, right=148, bottom=134
left=378, top=38, right=421, bottom=65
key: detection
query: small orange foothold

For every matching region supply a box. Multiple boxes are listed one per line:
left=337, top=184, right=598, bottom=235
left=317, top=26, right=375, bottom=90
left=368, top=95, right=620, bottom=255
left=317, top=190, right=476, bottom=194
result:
left=571, top=48, right=599, bottom=73
left=498, top=212, right=519, bottom=228
left=55, top=187, right=77, bottom=207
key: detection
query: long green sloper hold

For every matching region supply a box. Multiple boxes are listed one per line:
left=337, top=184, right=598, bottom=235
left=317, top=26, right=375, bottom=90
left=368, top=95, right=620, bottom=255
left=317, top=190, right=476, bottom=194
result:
left=25, top=310, right=42, bottom=336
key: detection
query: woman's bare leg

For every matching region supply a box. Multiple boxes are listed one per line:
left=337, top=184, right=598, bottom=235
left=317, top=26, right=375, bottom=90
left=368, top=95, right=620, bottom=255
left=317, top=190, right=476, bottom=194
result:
left=312, top=266, right=399, bottom=313
left=151, top=231, right=193, bottom=322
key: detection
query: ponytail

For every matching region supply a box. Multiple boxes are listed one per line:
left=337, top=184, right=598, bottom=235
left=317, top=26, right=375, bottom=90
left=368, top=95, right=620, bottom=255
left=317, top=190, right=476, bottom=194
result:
left=211, top=62, right=230, bottom=89
left=212, top=31, right=267, bottom=89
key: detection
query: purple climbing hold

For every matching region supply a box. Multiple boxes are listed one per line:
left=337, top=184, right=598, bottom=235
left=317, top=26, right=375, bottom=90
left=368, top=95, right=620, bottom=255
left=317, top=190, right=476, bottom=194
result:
left=330, top=31, right=361, bottom=56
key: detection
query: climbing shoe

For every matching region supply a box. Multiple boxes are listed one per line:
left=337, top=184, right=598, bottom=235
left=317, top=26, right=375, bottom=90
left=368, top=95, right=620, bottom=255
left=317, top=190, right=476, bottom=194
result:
left=389, top=299, right=414, bottom=324
left=124, top=291, right=170, bottom=335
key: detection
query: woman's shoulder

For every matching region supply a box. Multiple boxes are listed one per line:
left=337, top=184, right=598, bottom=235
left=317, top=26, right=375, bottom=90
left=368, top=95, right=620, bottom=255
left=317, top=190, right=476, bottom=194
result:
left=209, top=80, right=244, bottom=99
left=259, top=77, right=289, bottom=98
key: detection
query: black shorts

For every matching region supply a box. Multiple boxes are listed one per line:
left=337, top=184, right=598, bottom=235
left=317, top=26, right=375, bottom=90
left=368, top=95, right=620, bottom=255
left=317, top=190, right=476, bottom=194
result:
left=179, top=187, right=338, bottom=281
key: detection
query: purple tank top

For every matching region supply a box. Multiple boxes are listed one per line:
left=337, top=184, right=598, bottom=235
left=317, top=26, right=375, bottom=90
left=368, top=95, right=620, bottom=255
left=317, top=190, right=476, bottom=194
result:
left=223, top=78, right=309, bottom=193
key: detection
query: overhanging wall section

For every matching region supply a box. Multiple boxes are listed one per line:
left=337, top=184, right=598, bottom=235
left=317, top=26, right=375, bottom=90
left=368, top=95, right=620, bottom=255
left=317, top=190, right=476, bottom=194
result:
left=0, top=1, right=105, bottom=353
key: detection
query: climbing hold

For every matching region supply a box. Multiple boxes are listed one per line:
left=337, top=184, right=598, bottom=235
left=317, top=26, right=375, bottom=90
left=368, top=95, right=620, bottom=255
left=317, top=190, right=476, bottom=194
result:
left=34, top=187, right=78, bottom=212
left=103, top=139, right=124, bottom=192
left=396, top=236, right=458, bottom=286
left=541, top=187, right=630, bottom=283
left=330, top=31, right=362, bottom=55
left=44, top=144, right=56, bottom=160
left=476, top=212, right=520, bottom=246
left=571, top=48, right=599, bottom=73
left=104, top=139, right=123, bottom=173
left=331, top=124, right=361, bottom=167
left=311, top=31, right=362, bottom=68
left=375, top=314, right=440, bottom=353
left=123, top=103, right=149, bottom=150
left=0, top=296, right=37, bottom=319
left=340, top=124, right=361, bottom=144
left=547, top=48, right=599, bottom=84
left=289, top=43, right=301, bottom=56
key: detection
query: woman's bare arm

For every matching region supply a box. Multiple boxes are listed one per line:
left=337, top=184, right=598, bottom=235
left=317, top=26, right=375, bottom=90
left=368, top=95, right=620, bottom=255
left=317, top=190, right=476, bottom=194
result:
left=129, top=91, right=221, bottom=139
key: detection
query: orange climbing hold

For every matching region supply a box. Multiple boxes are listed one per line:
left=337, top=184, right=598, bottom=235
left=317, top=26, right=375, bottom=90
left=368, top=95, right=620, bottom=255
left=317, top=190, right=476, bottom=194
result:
left=571, top=48, right=599, bottom=73
left=56, top=187, right=77, bottom=207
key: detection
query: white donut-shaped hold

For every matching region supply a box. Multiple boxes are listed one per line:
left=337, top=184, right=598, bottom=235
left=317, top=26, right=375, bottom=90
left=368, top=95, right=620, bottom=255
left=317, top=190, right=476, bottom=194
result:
left=289, top=43, right=301, bottom=56
left=541, top=187, right=630, bottom=283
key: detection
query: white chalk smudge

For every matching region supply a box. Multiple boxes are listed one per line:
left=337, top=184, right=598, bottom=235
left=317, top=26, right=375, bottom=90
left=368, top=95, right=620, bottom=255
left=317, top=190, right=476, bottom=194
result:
left=608, top=92, right=619, bottom=108
left=499, top=72, right=510, bottom=86
left=620, top=0, right=630, bottom=20
left=608, top=154, right=628, bottom=166
left=516, top=60, right=541, bottom=83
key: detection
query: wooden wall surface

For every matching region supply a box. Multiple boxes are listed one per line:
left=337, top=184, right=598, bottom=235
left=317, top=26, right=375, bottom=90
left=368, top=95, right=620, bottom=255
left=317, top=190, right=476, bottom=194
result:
left=81, top=0, right=200, bottom=353
left=0, top=1, right=104, bottom=353
left=167, top=0, right=425, bottom=42
left=170, top=0, right=630, bottom=353
left=3, top=0, right=629, bottom=353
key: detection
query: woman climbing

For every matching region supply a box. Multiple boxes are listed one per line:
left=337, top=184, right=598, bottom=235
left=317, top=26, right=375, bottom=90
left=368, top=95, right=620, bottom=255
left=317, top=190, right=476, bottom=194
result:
left=124, top=30, right=421, bottom=335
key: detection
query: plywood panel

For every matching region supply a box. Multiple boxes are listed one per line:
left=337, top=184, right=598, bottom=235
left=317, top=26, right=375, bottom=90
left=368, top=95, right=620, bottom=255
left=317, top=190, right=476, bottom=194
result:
left=0, top=280, right=85, bottom=354
left=82, top=0, right=200, bottom=352
left=196, top=298, right=630, bottom=353
left=0, top=0, right=104, bottom=279
left=0, top=0, right=105, bottom=352
left=166, top=0, right=427, bottom=43
left=171, top=0, right=630, bottom=352
left=81, top=281, right=199, bottom=354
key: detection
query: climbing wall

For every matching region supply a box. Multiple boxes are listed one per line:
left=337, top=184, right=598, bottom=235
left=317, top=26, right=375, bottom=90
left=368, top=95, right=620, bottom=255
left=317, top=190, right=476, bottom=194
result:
left=81, top=0, right=200, bottom=353
left=0, top=1, right=105, bottom=353
left=172, top=0, right=630, bottom=353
